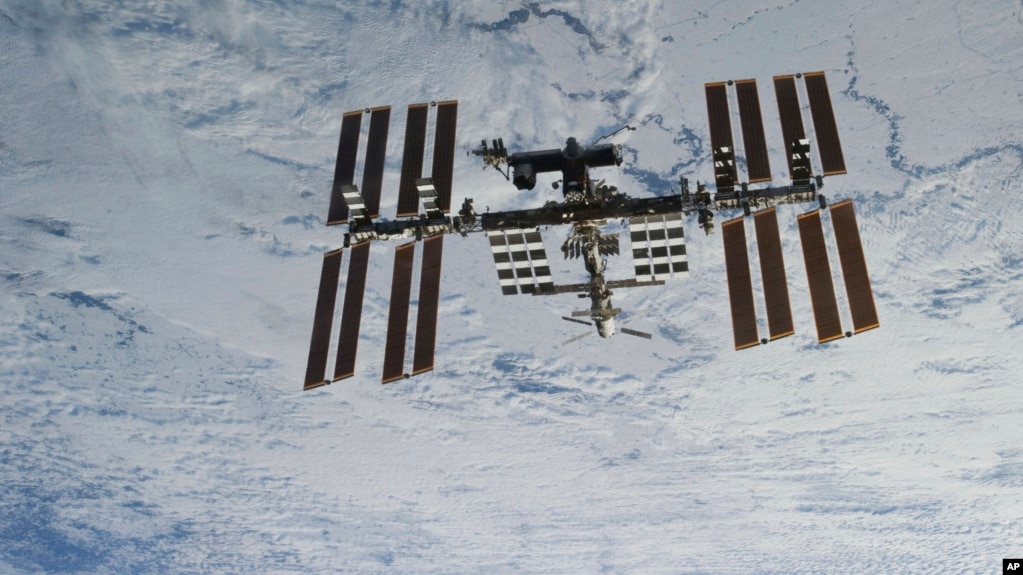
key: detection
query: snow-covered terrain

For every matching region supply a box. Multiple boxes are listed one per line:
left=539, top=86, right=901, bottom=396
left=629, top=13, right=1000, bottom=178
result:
left=2, top=1, right=1022, bottom=573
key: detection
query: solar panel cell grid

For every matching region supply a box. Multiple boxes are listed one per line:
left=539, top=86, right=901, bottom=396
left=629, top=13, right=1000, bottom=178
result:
left=327, top=112, right=362, bottom=225
left=753, top=208, right=794, bottom=340
left=431, top=101, right=458, bottom=213
left=412, top=235, right=443, bottom=375
left=829, top=200, right=879, bottom=333
left=333, top=241, right=370, bottom=381
left=722, top=217, right=760, bottom=350
left=803, top=72, right=847, bottom=176
left=797, top=210, right=844, bottom=343
left=361, top=106, right=391, bottom=218
left=396, top=104, right=429, bottom=217
left=705, top=82, right=737, bottom=187
left=382, top=243, right=416, bottom=383
left=773, top=75, right=807, bottom=181
left=735, top=79, right=772, bottom=183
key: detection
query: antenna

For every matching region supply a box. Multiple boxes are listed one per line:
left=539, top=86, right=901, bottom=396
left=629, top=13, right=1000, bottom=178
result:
left=592, top=124, right=636, bottom=144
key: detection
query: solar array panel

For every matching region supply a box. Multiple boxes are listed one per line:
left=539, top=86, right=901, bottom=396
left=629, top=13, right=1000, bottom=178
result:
left=753, top=208, right=794, bottom=340
left=797, top=210, right=844, bottom=343
left=734, top=79, right=772, bottom=183
left=382, top=242, right=416, bottom=383
left=431, top=101, right=458, bottom=213
left=327, top=112, right=363, bottom=225
left=803, top=72, right=847, bottom=176
left=773, top=75, right=808, bottom=181
left=332, top=241, right=370, bottom=381
left=722, top=216, right=760, bottom=350
left=705, top=82, right=735, bottom=155
left=304, top=249, right=344, bottom=389
left=360, top=106, right=391, bottom=218
left=412, top=235, right=444, bottom=375
left=829, top=200, right=879, bottom=333
left=705, top=82, right=737, bottom=189
left=397, top=104, right=429, bottom=217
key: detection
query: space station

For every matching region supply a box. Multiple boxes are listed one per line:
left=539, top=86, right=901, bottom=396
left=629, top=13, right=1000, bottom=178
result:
left=303, top=71, right=880, bottom=389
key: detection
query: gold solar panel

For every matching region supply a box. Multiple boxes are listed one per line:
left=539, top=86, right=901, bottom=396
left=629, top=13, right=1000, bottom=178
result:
left=803, top=72, right=847, bottom=176
left=773, top=75, right=808, bottom=181
left=360, top=106, right=391, bottom=218
left=722, top=216, right=760, bottom=350
left=382, top=242, right=416, bottom=383
left=327, top=112, right=362, bottom=225
left=735, top=79, right=772, bottom=183
left=830, top=200, right=879, bottom=333
left=396, top=103, right=429, bottom=217
left=431, top=101, right=458, bottom=213
left=305, top=249, right=343, bottom=389
left=797, top=210, right=844, bottom=343
left=332, top=241, right=371, bottom=382
left=705, top=82, right=735, bottom=155
left=412, top=235, right=444, bottom=375
left=753, top=208, right=794, bottom=340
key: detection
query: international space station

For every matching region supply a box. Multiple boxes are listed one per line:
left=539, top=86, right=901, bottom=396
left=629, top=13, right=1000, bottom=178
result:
left=303, top=71, right=880, bottom=389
